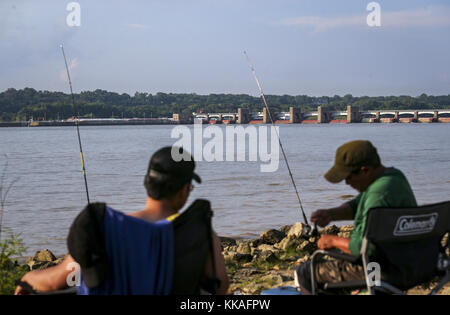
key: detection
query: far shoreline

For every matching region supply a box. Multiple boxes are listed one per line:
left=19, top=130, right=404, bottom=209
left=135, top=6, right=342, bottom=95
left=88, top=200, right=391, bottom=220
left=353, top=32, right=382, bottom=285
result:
left=1, top=119, right=450, bottom=128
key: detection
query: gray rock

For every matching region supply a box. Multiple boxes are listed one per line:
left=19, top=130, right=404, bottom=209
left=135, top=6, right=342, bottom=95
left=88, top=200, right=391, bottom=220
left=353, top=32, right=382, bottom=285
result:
left=276, top=237, right=302, bottom=251
left=237, top=268, right=261, bottom=278
left=33, top=249, right=57, bottom=262
left=237, top=242, right=251, bottom=255
left=339, top=225, right=354, bottom=232
left=441, top=232, right=448, bottom=247
left=442, top=233, right=450, bottom=257
left=219, top=236, right=237, bottom=249
left=250, top=247, right=261, bottom=256
left=241, top=282, right=267, bottom=295
left=338, top=225, right=354, bottom=238
left=260, top=274, right=284, bottom=286
left=26, top=249, right=58, bottom=270
left=297, top=240, right=317, bottom=254
left=279, top=225, right=293, bottom=235
left=249, top=239, right=264, bottom=247
left=259, top=229, right=285, bottom=245
left=287, top=222, right=311, bottom=239
left=256, top=250, right=279, bottom=264
left=296, top=254, right=310, bottom=265
left=320, top=225, right=340, bottom=236
left=227, top=252, right=253, bottom=264
left=257, top=244, right=278, bottom=253
left=269, top=269, right=295, bottom=282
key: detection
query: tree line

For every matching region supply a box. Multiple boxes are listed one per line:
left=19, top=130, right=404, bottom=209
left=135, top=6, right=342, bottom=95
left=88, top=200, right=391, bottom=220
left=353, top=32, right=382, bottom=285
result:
left=0, top=88, right=449, bottom=121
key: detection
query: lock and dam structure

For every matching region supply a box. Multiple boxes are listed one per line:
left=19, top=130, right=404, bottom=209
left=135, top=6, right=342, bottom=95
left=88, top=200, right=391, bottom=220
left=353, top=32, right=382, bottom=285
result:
left=180, top=106, right=450, bottom=125
left=2, top=106, right=449, bottom=127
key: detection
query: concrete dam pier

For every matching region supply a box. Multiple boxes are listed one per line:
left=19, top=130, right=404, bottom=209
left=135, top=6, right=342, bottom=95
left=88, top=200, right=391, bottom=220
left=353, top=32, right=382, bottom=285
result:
left=184, top=106, right=450, bottom=124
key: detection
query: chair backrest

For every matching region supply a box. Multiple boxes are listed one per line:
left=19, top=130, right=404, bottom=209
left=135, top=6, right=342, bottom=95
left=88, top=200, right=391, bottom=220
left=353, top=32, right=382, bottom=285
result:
left=171, top=199, right=214, bottom=294
left=364, top=201, right=450, bottom=290
left=71, top=200, right=214, bottom=295
left=88, top=207, right=175, bottom=295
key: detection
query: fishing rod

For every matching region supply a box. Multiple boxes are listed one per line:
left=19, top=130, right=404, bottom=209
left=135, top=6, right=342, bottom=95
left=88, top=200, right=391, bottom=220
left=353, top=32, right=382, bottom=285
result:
left=60, top=44, right=90, bottom=204
left=243, top=51, right=314, bottom=230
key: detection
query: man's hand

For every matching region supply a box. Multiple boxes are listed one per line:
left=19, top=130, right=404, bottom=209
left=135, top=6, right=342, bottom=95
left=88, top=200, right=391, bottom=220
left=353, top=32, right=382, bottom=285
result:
left=14, top=284, right=33, bottom=295
left=14, top=277, right=36, bottom=295
left=317, top=235, right=351, bottom=254
left=14, top=255, right=75, bottom=294
left=310, top=203, right=354, bottom=228
left=310, top=209, right=333, bottom=227
left=317, top=235, right=336, bottom=250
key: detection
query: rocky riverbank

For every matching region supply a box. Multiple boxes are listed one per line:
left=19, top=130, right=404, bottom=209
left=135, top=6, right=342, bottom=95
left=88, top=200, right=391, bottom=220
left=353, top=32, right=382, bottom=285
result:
left=220, top=222, right=449, bottom=295
left=220, top=223, right=353, bottom=294
left=19, top=223, right=449, bottom=295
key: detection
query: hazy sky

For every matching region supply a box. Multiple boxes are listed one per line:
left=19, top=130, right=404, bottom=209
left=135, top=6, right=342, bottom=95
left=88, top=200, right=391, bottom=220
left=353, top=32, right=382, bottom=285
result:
left=1, top=0, right=449, bottom=97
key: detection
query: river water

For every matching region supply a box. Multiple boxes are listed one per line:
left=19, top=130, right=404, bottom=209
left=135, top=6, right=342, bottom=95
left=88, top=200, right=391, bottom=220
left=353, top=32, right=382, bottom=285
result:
left=0, top=123, right=449, bottom=256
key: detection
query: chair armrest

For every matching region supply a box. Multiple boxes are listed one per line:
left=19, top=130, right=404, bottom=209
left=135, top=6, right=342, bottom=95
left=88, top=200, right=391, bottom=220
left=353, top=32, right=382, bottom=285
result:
left=15, top=281, right=78, bottom=295
left=35, top=287, right=78, bottom=295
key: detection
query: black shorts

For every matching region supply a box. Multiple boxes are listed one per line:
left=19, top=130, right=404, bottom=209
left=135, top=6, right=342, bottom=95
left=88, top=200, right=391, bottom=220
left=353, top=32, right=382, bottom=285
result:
left=296, top=257, right=365, bottom=294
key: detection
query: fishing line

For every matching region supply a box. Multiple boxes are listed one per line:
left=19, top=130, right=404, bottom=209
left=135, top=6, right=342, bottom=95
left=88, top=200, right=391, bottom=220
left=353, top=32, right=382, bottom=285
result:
left=60, top=44, right=90, bottom=204
left=243, top=51, right=309, bottom=226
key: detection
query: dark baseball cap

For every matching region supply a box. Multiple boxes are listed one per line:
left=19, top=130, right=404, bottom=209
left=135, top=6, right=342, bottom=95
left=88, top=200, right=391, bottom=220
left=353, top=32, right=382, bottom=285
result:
left=325, top=140, right=381, bottom=183
left=146, top=146, right=201, bottom=184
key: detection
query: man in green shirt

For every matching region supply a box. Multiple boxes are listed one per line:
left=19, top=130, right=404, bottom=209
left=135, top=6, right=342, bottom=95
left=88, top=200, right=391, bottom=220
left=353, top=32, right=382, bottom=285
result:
left=296, top=140, right=417, bottom=294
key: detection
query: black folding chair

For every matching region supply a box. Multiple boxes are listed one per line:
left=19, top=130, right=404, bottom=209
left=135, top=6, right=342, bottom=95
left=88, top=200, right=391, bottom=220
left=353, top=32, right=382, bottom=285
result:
left=17, top=199, right=217, bottom=295
left=310, top=201, right=450, bottom=295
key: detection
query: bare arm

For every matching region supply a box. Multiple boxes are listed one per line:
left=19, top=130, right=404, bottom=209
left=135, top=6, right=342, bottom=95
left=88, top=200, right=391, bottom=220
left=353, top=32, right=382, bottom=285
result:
left=310, top=202, right=354, bottom=227
left=15, top=255, right=76, bottom=294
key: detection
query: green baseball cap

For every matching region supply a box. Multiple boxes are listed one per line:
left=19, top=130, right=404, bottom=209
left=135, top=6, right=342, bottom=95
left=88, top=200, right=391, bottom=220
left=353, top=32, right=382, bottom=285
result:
left=325, top=140, right=381, bottom=183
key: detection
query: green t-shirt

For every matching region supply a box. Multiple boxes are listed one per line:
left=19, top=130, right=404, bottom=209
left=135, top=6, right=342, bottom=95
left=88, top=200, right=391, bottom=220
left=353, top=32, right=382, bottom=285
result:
left=348, top=167, right=417, bottom=257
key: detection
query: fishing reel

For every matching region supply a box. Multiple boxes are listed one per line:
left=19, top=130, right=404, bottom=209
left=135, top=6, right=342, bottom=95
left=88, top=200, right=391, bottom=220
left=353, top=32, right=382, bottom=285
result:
left=305, top=223, right=320, bottom=238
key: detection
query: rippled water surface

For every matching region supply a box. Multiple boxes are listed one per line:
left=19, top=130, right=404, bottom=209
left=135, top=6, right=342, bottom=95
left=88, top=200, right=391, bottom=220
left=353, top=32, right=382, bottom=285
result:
left=1, top=123, right=449, bottom=255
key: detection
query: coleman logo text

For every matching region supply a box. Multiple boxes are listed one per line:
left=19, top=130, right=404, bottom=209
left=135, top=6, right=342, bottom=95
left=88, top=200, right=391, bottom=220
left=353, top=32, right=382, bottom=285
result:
left=394, top=213, right=438, bottom=236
